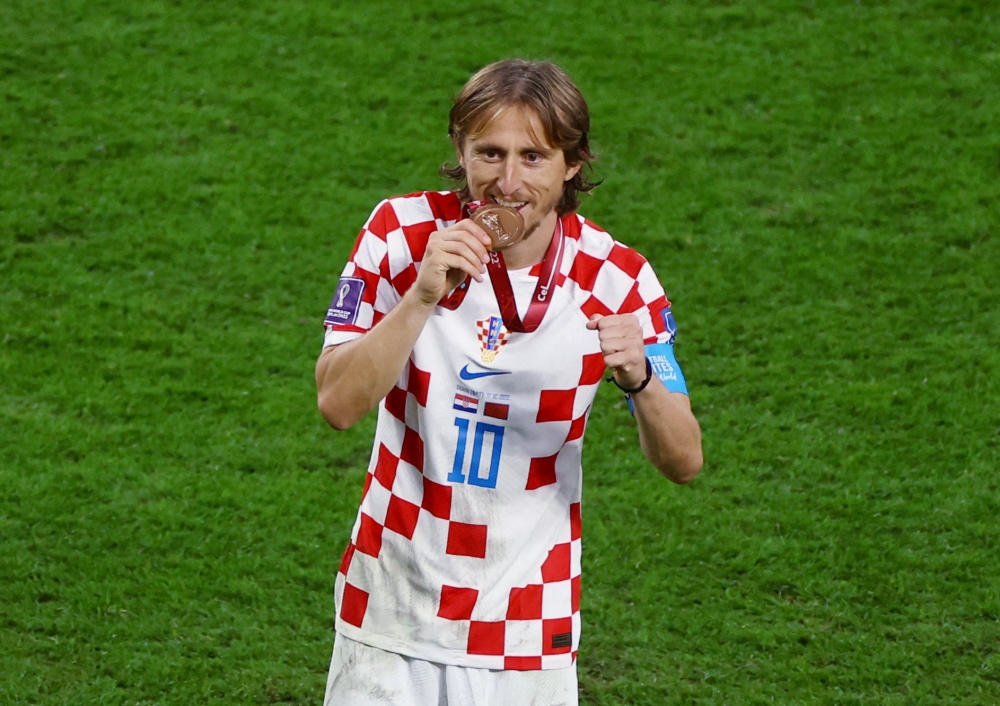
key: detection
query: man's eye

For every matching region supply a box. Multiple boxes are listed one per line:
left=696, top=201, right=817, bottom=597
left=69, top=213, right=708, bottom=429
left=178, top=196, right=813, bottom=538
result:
left=483, top=150, right=501, bottom=160
left=525, top=153, right=542, bottom=163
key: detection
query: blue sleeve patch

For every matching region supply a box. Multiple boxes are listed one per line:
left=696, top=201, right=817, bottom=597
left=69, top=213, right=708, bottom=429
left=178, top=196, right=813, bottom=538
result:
left=645, top=343, right=688, bottom=395
left=624, top=342, right=688, bottom=413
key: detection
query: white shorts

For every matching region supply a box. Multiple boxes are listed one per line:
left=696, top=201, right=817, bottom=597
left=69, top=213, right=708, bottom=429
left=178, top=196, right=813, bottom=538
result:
left=324, top=633, right=579, bottom=706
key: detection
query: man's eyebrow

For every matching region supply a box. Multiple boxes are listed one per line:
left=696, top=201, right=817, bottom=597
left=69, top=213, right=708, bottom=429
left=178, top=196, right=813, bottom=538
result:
left=472, top=142, right=557, bottom=155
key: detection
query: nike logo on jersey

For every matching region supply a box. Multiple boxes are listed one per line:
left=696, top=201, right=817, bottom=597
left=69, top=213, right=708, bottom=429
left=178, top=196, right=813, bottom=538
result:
left=459, top=365, right=511, bottom=381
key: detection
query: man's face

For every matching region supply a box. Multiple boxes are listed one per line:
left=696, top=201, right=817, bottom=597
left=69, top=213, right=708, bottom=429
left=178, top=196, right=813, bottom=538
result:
left=459, top=105, right=581, bottom=238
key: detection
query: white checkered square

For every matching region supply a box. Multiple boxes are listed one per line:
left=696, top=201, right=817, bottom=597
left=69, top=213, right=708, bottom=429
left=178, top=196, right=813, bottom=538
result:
left=359, top=227, right=389, bottom=263
left=391, top=462, right=424, bottom=507
left=589, top=261, right=634, bottom=313
left=363, top=479, right=392, bottom=526
left=391, top=194, right=435, bottom=226
left=541, top=581, right=572, bottom=619
left=577, top=223, right=614, bottom=259
left=386, top=229, right=412, bottom=280
left=504, top=620, right=542, bottom=656
left=374, top=278, right=399, bottom=316
left=636, top=261, right=664, bottom=304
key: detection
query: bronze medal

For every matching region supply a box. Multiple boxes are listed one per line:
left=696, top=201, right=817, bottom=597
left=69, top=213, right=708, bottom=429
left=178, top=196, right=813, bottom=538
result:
left=470, top=203, right=526, bottom=250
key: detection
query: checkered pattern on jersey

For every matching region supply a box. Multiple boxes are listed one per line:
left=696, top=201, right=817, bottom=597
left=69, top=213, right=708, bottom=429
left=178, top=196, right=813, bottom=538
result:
left=325, top=196, right=676, bottom=349
left=548, top=215, right=675, bottom=346
left=521, top=350, right=606, bottom=490
left=327, top=193, right=681, bottom=670
left=336, top=360, right=493, bottom=627
left=432, top=501, right=583, bottom=670
left=324, top=191, right=462, bottom=345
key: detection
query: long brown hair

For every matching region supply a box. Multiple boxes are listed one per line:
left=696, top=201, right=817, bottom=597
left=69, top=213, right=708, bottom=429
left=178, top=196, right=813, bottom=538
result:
left=440, top=59, right=600, bottom=215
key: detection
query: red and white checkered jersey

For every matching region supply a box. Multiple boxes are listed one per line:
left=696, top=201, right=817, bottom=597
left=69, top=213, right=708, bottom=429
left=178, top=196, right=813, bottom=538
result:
left=323, top=192, right=674, bottom=670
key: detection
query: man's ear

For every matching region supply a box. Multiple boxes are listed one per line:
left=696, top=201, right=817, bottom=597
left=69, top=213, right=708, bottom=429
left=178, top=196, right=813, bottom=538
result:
left=564, top=162, right=582, bottom=182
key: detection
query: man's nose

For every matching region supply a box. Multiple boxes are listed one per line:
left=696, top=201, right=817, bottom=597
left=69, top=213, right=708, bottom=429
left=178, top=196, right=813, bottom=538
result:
left=497, top=157, right=523, bottom=196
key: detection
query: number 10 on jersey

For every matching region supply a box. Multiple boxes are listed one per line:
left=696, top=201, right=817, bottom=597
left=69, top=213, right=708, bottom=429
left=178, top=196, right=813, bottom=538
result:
left=448, top=418, right=505, bottom=489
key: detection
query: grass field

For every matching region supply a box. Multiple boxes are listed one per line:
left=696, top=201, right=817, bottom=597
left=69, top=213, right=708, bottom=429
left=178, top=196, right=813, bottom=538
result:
left=2, top=0, right=999, bottom=703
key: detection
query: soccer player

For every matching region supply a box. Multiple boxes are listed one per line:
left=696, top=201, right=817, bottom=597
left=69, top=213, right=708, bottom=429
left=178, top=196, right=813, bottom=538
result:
left=315, top=59, right=702, bottom=705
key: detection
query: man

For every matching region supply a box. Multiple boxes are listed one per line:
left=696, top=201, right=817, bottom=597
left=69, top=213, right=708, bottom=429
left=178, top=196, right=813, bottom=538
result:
left=316, top=59, right=702, bottom=705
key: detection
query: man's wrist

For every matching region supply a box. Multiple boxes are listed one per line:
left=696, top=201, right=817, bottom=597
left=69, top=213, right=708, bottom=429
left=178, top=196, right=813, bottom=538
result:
left=402, top=285, right=443, bottom=312
left=608, top=358, right=653, bottom=395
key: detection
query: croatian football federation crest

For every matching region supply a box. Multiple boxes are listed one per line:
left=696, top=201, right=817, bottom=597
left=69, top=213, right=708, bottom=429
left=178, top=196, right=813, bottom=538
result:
left=661, top=307, right=678, bottom=344
left=476, top=316, right=511, bottom=364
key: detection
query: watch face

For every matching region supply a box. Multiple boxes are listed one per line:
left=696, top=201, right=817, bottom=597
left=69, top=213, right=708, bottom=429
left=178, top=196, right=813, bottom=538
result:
left=471, top=204, right=526, bottom=250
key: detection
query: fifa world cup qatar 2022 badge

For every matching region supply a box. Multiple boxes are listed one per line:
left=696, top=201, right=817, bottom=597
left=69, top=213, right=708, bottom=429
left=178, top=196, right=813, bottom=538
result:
left=477, top=316, right=511, bottom=364
left=324, top=277, right=364, bottom=327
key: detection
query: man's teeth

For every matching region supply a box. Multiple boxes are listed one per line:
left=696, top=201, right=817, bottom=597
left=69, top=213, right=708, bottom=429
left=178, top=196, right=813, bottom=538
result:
left=495, top=199, right=526, bottom=208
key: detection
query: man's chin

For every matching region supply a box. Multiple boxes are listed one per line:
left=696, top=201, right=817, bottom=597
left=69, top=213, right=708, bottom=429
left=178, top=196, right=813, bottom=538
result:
left=521, top=206, right=558, bottom=241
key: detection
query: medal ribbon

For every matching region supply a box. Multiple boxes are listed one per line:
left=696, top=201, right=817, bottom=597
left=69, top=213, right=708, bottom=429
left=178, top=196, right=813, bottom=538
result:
left=484, top=218, right=565, bottom=333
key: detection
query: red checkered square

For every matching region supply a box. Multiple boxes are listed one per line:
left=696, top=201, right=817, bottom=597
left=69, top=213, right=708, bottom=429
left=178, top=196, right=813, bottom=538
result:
left=617, top=281, right=645, bottom=316
left=579, top=352, right=605, bottom=385
left=421, top=477, right=452, bottom=520
left=570, top=502, right=582, bottom=541
left=446, top=522, right=487, bottom=558
left=384, top=385, right=407, bottom=422
left=425, top=190, right=463, bottom=222
left=572, top=575, right=581, bottom=612
left=384, top=495, right=420, bottom=539
left=400, top=426, right=424, bottom=472
left=338, top=542, right=356, bottom=576
left=536, top=389, right=575, bottom=423
left=507, top=585, right=543, bottom=620
left=438, top=585, right=479, bottom=621
left=567, top=250, right=603, bottom=292
left=468, top=621, right=505, bottom=655
left=361, top=472, right=373, bottom=501
left=407, top=363, right=430, bottom=407
left=566, top=414, right=586, bottom=442
left=543, top=618, right=573, bottom=655
left=340, top=582, right=370, bottom=628
left=366, top=201, right=400, bottom=238
left=505, top=656, right=542, bottom=670
left=542, top=543, right=571, bottom=582
left=526, top=453, right=558, bottom=490
left=402, top=221, right=435, bottom=262
left=391, top=263, right=417, bottom=296
left=373, top=443, right=398, bottom=491
left=607, top=242, right=646, bottom=278
left=581, top=294, right=613, bottom=320
left=355, top=513, right=383, bottom=558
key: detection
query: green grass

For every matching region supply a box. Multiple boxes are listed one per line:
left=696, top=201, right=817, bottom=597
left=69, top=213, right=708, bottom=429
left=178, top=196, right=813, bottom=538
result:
left=2, top=0, right=999, bottom=703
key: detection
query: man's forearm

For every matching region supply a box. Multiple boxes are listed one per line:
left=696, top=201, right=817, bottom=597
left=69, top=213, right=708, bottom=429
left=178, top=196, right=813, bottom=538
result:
left=630, top=380, right=703, bottom=484
left=316, top=291, right=436, bottom=430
